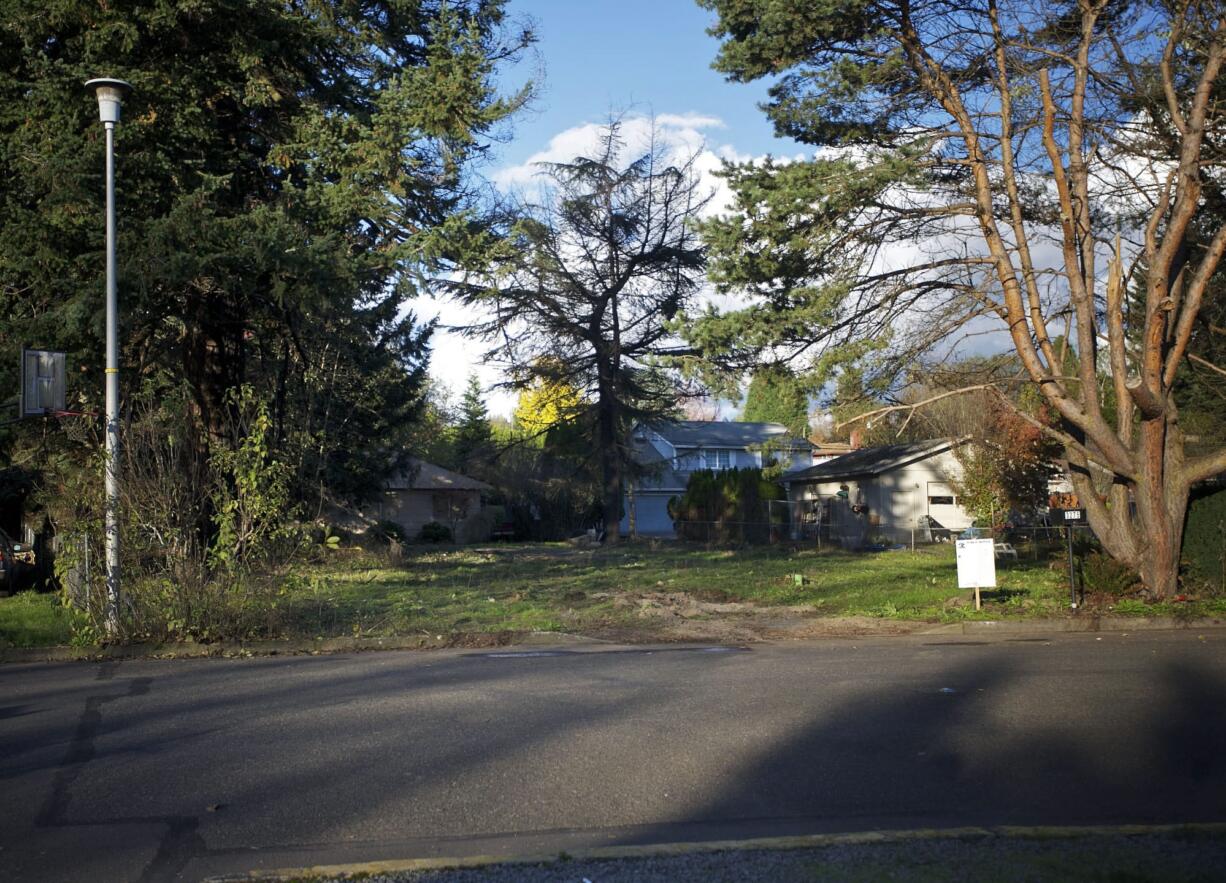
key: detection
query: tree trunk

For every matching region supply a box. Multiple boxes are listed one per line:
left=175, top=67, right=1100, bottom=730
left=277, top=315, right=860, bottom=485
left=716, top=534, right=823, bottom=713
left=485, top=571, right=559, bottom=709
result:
left=1074, top=415, right=1191, bottom=599
left=595, top=366, right=622, bottom=543
left=181, top=288, right=248, bottom=553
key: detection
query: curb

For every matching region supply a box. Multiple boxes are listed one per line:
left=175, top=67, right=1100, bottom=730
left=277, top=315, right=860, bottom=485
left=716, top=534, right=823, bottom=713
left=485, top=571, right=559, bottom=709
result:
left=0, top=629, right=600, bottom=665
left=918, top=616, right=1226, bottom=636
left=5, top=616, right=1223, bottom=664
left=208, top=822, right=1226, bottom=881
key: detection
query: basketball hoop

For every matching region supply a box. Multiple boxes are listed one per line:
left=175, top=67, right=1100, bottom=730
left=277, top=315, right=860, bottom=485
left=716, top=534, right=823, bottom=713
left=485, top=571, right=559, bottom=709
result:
left=58, top=411, right=99, bottom=447
left=15, top=350, right=98, bottom=446
left=20, top=349, right=67, bottom=417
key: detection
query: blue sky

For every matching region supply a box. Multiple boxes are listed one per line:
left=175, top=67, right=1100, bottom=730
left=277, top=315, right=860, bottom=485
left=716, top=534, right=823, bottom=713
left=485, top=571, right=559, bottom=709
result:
left=426, top=1, right=807, bottom=416
left=492, top=0, right=802, bottom=170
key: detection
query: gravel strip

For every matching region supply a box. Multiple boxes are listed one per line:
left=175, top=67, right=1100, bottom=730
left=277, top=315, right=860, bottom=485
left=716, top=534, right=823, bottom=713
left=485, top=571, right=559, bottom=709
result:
left=323, top=833, right=1226, bottom=883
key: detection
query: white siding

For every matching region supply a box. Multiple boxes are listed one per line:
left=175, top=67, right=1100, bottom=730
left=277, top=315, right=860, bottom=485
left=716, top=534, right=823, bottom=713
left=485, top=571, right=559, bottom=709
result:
left=785, top=448, right=974, bottom=537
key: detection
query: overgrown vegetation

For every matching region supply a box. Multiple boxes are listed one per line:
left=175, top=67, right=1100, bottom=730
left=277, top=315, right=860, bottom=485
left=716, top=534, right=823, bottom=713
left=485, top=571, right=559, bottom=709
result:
left=0, top=0, right=534, bottom=639
left=6, top=543, right=1221, bottom=650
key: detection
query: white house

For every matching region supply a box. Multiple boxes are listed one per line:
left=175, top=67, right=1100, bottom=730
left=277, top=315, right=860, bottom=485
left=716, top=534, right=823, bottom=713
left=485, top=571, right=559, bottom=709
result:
left=782, top=438, right=974, bottom=547
left=622, top=421, right=815, bottom=537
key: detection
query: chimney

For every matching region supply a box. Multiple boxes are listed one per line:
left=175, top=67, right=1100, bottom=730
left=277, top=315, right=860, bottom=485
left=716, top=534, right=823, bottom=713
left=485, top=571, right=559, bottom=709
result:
left=849, top=427, right=864, bottom=450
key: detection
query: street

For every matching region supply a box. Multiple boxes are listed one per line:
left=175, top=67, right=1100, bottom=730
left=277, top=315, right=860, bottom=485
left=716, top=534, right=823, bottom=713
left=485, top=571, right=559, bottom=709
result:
left=2, top=631, right=1224, bottom=882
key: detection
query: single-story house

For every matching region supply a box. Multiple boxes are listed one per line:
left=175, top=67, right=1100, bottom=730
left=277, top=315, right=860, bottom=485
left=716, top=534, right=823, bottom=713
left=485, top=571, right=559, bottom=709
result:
left=782, top=438, right=973, bottom=547
left=374, top=458, right=492, bottom=543
left=622, top=421, right=816, bottom=537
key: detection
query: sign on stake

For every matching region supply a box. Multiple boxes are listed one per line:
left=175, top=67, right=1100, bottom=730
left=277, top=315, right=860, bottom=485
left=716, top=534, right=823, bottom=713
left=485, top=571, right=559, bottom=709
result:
left=955, top=537, right=996, bottom=610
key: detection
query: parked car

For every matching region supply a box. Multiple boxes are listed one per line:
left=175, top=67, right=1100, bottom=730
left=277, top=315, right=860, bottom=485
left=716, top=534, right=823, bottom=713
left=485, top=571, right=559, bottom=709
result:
left=0, top=527, right=36, bottom=592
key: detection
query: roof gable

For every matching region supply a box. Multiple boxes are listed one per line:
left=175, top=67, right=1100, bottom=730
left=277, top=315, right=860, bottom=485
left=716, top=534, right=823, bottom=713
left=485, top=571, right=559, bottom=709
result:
left=783, top=438, right=962, bottom=483
left=386, top=458, right=491, bottom=492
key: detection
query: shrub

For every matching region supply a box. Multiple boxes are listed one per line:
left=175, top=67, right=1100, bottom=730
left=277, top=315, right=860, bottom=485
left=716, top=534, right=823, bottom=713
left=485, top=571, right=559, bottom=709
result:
left=418, top=521, right=452, bottom=543
left=669, top=468, right=785, bottom=544
left=1081, top=551, right=1139, bottom=598
left=1184, top=484, right=1226, bottom=594
left=370, top=520, right=410, bottom=546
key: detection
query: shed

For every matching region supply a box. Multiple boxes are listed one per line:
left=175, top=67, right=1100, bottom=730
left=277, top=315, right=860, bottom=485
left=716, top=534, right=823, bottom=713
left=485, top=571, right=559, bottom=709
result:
left=783, top=438, right=974, bottom=547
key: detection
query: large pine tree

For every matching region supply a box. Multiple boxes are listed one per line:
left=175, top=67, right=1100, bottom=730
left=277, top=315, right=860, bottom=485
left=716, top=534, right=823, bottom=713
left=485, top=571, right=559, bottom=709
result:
left=446, top=122, right=709, bottom=539
left=0, top=1, right=533, bottom=512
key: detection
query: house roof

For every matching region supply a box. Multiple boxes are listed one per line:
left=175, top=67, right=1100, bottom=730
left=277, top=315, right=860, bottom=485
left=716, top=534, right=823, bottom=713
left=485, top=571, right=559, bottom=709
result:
left=813, top=442, right=854, bottom=456
left=641, top=420, right=812, bottom=450
left=783, top=438, right=960, bottom=483
left=626, top=441, right=687, bottom=492
left=385, top=458, right=491, bottom=492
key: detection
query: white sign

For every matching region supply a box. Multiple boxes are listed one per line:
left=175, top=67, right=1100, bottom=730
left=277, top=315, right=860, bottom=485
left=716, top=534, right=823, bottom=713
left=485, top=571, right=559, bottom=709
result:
left=956, top=538, right=996, bottom=589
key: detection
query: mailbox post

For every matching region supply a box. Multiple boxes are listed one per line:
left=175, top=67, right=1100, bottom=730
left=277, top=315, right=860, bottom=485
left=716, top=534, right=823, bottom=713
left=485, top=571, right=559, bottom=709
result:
left=1053, top=507, right=1087, bottom=608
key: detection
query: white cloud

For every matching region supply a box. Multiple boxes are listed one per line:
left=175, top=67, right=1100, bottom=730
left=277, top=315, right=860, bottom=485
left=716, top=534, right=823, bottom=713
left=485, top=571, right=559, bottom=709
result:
left=489, top=112, right=785, bottom=218
left=653, top=112, right=726, bottom=130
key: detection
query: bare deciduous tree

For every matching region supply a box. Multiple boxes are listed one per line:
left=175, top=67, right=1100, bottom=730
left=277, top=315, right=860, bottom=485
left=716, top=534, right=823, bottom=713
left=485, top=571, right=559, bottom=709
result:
left=695, top=0, right=1226, bottom=595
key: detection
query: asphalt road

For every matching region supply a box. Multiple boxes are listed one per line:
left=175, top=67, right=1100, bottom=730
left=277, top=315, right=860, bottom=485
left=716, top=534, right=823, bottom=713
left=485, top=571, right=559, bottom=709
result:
left=2, top=630, right=1225, bottom=882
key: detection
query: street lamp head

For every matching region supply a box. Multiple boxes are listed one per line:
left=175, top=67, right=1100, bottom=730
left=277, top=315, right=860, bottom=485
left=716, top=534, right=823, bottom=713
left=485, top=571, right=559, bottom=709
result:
left=85, top=78, right=132, bottom=125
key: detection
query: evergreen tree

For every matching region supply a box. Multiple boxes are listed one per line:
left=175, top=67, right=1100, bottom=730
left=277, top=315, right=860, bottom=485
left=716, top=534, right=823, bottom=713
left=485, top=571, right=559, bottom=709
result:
left=741, top=366, right=810, bottom=437
left=691, top=0, right=1226, bottom=597
left=454, top=374, right=492, bottom=472
left=0, top=1, right=533, bottom=519
left=447, top=121, right=710, bottom=539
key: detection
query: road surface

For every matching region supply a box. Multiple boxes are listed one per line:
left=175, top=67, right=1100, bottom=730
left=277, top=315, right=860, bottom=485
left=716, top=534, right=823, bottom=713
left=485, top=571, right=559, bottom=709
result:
left=2, top=630, right=1224, bottom=881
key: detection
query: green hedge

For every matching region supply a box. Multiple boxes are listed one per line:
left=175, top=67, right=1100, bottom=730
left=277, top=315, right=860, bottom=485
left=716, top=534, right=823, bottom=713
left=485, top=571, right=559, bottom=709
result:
left=1184, top=484, right=1226, bottom=592
left=668, top=468, right=785, bottom=544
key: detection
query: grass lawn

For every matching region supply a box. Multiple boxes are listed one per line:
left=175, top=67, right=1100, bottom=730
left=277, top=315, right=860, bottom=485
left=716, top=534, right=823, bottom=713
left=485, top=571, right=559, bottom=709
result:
left=2, top=542, right=1222, bottom=649
left=274, top=541, right=1206, bottom=639
left=297, top=542, right=1061, bottom=634
left=0, top=590, right=77, bottom=647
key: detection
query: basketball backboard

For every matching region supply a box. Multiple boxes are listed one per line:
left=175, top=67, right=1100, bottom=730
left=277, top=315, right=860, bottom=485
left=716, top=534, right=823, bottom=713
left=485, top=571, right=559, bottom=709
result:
left=20, top=349, right=66, bottom=417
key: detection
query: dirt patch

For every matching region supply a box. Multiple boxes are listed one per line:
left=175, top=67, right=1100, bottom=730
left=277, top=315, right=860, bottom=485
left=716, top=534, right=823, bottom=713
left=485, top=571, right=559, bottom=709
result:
left=602, top=592, right=928, bottom=644
left=617, top=591, right=758, bottom=618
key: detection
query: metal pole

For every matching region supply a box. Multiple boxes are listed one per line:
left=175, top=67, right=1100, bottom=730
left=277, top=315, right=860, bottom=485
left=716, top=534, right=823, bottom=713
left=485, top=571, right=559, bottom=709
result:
left=1067, top=524, right=1077, bottom=610
left=104, top=120, right=121, bottom=635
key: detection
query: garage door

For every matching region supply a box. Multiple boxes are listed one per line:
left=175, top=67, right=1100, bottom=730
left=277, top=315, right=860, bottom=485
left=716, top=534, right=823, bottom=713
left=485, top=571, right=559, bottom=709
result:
left=926, top=481, right=961, bottom=527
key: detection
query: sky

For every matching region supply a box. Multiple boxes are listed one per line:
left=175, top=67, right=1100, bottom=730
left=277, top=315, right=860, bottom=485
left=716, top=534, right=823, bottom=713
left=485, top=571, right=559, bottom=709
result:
left=416, top=0, right=808, bottom=417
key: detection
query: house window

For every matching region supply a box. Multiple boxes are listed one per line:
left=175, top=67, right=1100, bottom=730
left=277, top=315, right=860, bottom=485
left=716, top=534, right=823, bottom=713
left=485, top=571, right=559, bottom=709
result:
left=701, top=448, right=731, bottom=470
left=432, top=493, right=469, bottom=521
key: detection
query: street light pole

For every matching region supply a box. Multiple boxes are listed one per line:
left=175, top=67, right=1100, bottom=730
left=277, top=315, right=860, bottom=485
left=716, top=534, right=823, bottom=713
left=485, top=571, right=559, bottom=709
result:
left=85, top=77, right=131, bottom=637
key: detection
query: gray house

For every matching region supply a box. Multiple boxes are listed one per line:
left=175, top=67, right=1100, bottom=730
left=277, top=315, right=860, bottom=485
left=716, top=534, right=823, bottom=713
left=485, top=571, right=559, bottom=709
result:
left=374, top=458, right=492, bottom=543
left=783, top=438, right=973, bottom=547
left=622, top=421, right=815, bottom=537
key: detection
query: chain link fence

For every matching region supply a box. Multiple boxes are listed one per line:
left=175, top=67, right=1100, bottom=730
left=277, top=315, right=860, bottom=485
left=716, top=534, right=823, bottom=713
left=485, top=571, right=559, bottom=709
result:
left=668, top=496, right=1100, bottom=561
